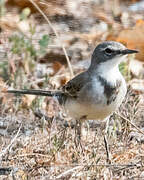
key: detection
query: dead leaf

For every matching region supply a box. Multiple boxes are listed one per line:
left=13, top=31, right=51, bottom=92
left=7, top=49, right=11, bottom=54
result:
left=39, top=51, right=70, bottom=65
left=112, top=146, right=138, bottom=164
left=22, top=95, right=36, bottom=107
left=53, top=61, right=63, bottom=74
left=6, top=0, right=66, bottom=16
left=117, top=20, right=144, bottom=61
left=93, top=11, right=114, bottom=25
left=0, top=13, right=33, bottom=33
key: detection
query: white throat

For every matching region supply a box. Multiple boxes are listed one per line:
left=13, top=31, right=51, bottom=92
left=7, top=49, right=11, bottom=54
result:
left=97, top=55, right=127, bottom=83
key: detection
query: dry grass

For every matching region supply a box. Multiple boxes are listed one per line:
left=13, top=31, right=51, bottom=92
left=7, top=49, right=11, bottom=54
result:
left=0, top=88, right=143, bottom=179
left=0, top=0, right=144, bottom=179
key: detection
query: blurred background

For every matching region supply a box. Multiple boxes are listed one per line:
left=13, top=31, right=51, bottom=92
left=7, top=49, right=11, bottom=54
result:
left=1, top=0, right=144, bottom=89
left=0, top=0, right=144, bottom=179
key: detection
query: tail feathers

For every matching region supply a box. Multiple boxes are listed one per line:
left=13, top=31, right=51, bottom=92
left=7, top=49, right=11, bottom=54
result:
left=7, top=89, right=61, bottom=96
left=7, top=89, right=67, bottom=105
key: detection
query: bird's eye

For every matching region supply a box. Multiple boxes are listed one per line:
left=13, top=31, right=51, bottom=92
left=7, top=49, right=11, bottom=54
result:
left=105, top=48, right=113, bottom=54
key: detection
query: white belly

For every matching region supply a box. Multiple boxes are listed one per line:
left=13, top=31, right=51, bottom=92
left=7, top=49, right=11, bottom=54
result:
left=64, top=78, right=127, bottom=120
left=65, top=102, right=113, bottom=120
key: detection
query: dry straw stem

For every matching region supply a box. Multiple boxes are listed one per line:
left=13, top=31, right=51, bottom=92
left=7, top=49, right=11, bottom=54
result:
left=28, top=0, right=74, bottom=78
left=0, top=124, right=22, bottom=158
left=55, top=166, right=83, bottom=179
left=116, top=112, right=144, bottom=136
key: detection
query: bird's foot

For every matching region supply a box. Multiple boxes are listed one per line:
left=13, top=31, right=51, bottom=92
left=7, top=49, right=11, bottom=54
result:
left=104, top=135, right=112, bottom=164
left=74, top=121, right=84, bottom=153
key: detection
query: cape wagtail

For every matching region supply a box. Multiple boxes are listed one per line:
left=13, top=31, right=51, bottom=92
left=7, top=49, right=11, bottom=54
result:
left=6, top=41, right=138, bottom=140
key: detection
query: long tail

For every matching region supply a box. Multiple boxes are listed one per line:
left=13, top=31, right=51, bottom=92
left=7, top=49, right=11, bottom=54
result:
left=6, top=89, right=67, bottom=105
left=6, top=89, right=61, bottom=96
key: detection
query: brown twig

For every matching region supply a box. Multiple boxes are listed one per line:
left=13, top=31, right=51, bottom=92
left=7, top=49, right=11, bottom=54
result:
left=55, top=166, right=82, bottom=179
left=0, top=124, right=22, bottom=158
left=28, top=0, right=74, bottom=78
left=116, top=112, right=144, bottom=136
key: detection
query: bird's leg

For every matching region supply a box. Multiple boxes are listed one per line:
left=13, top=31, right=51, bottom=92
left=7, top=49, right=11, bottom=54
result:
left=104, top=118, right=111, bottom=164
left=74, top=120, right=82, bottom=147
left=104, top=135, right=111, bottom=164
left=105, top=117, right=110, bottom=135
left=74, top=116, right=87, bottom=149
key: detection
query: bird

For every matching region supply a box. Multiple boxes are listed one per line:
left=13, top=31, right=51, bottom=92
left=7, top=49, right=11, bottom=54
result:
left=6, top=41, right=138, bottom=144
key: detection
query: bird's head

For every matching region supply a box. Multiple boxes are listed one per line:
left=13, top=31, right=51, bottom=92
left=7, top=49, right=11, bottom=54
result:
left=90, top=41, right=138, bottom=71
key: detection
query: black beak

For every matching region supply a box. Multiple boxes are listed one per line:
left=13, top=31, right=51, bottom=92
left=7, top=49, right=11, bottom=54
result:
left=120, top=49, right=139, bottom=55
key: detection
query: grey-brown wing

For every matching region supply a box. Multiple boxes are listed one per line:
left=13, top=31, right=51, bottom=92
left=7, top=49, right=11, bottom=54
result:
left=62, top=71, right=89, bottom=98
